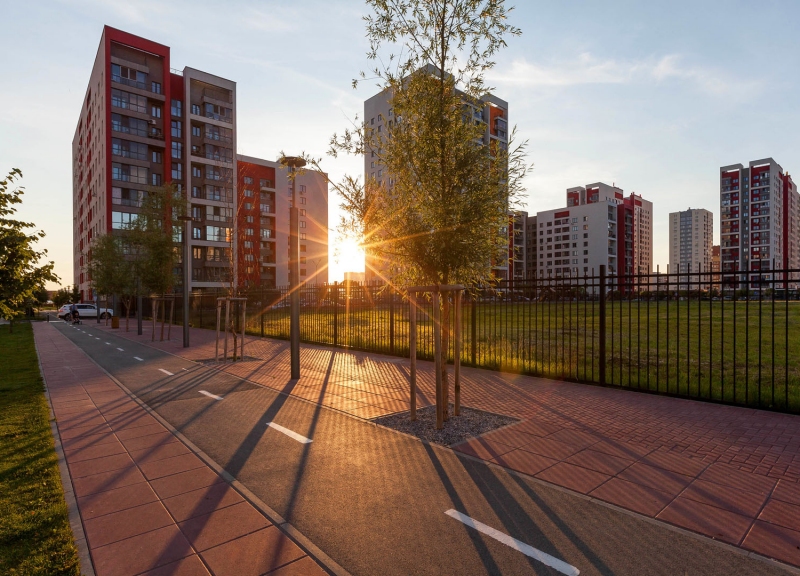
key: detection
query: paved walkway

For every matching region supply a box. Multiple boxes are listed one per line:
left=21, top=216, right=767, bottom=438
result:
left=34, top=322, right=327, bottom=576
left=86, top=320, right=800, bottom=568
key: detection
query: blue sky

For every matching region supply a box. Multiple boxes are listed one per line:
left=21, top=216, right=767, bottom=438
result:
left=3, top=0, right=800, bottom=287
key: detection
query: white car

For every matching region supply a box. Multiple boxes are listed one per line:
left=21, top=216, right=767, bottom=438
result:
left=58, top=304, right=114, bottom=320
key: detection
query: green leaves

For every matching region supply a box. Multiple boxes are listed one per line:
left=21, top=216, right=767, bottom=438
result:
left=0, top=169, right=59, bottom=325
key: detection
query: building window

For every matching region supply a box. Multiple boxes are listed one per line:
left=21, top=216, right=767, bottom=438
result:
left=246, top=215, right=254, bottom=223
left=172, top=163, right=183, bottom=180
left=300, top=233, right=307, bottom=240
left=171, top=99, right=182, bottom=117
left=151, top=105, right=161, bottom=118
left=111, top=138, right=147, bottom=160
left=171, top=120, right=182, bottom=138
left=151, top=173, right=162, bottom=186
left=206, top=226, right=231, bottom=242
left=111, top=113, right=148, bottom=137
left=192, top=165, right=202, bottom=178
left=299, top=221, right=306, bottom=228
left=243, top=176, right=253, bottom=185
left=151, top=81, right=162, bottom=94
left=111, top=89, right=147, bottom=113
left=193, top=227, right=202, bottom=239
left=300, top=269, right=307, bottom=276
left=300, top=209, right=306, bottom=216
left=111, top=211, right=137, bottom=229
left=192, top=247, right=203, bottom=259
left=111, top=64, right=146, bottom=90
left=171, top=142, right=183, bottom=159
left=112, top=162, right=147, bottom=184
left=152, top=151, right=162, bottom=164
left=260, top=178, right=272, bottom=188
left=191, top=125, right=201, bottom=137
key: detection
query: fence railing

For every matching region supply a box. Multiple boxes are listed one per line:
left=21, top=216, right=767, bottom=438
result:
left=129, top=266, right=800, bottom=414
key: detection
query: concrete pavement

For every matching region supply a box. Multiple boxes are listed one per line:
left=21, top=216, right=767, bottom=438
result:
left=36, top=320, right=800, bottom=575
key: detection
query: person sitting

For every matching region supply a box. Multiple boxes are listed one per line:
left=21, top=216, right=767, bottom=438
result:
left=69, top=302, right=79, bottom=324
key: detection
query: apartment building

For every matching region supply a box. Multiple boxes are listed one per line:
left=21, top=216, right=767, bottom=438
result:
left=719, top=158, right=799, bottom=286
left=536, top=183, right=653, bottom=282
left=509, top=211, right=527, bottom=282
left=711, top=245, right=721, bottom=285
left=668, top=208, right=713, bottom=274
left=362, top=77, right=511, bottom=282
left=525, top=214, right=538, bottom=279
left=237, top=156, right=328, bottom=289
left=73, top=26, right=327, bottom=300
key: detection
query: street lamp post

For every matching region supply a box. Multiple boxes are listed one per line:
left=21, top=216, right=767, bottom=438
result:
left=178, top=214, right=193, bottom=348
left=280, top=156, right=306, bottom=380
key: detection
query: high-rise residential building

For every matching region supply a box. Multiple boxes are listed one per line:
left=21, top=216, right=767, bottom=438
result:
left=362, top=78, right=510, bottom=282
left=509, top=211, right=527, bottom=282
left=711, top=245, right=721, bottom=285
left=668, top=208, right=713, bottom=275
left=525, top=214, right=538, bottom=279
left=536, top=183, right=653, bottom=281
left=73, top=26, right=327, bottom=301
left=720, top=158, right=799, bottom=287
left=237, top=156, right=328, bottom=289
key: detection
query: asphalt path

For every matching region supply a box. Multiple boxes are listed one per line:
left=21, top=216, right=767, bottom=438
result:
left=52, top=322, right=794, bottom=576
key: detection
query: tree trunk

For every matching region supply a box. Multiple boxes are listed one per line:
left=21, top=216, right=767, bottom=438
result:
left=123, top=298, right=131, bottom=331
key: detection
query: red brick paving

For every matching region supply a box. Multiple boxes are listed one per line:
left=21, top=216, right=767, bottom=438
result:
left=80, top=322, right=800, bottom=567
left=34, top=322, right=327, bottom=576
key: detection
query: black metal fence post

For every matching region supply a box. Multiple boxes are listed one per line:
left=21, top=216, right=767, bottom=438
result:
left=471, top=295, right=477, bottom=366
left=333, top=281, right=339, bottom=347
left=599, top=265, right=607, bottom=386
left=389, top=286, right=395, bottom=355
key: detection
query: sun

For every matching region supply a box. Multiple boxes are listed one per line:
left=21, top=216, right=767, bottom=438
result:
left=332, top=236, right=365, bottom=280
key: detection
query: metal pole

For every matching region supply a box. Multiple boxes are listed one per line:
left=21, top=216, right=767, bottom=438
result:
left=95, top=291, right=100, bottom=323
left=183, top=217, right=191, bottom=347
left=409, top=294, right=417, bottom=421
left=283, top=157, right=305, bottom=380
left=223, top=299, right=230, bottom=364
left=433, top=290, right=443, bottom=430
left=137, top=293, right=142, bottom=335
left=599, top=265, right=607, bottom=386
left=215, top=300, right=221, bottom=362
left=454, top=290, right=462, bottom=416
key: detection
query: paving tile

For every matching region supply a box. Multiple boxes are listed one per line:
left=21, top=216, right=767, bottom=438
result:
left=513, top=420, right=564, bottom=437
left=679, top=478, right=768, bottom=518
left=106, top=412, right=161, bottom=431
left=139, top=555, right=211, bottom=576
left=101, top=401, right=142, bottom=415
left=536, top=461, right=611, bottom=494
left=266, top=555, right=328, bottom=576
left=758, top=499, right=800, bottom=532
left=69, top=453, right=134, bottom=479
left=64, top=439, right=127, bottom=462
left=61, top=431, right=120, bottom=452
left=78, top=482, right=159, bottom=520
left=698, top=462, right=777, bottom=495
left=547, top=429, right=600, bottom=450
left=481, top=426, right=542, bottom=448
left=490, top=448, right=558, bottom=477
left=116, top=423, right=168, bottom=441
left=139, top=453, right=206, bottom=481
left=84, top=501, right=175, bottom=548
left=617, top=462, right=695, bottom=496
left=741, top=520, right=800, bottom=567
left=59, top=422, right=113, bottom=440
left=639, top=450, right=708, bottom=477
left=150, top=467, right=226, bottom=500
left=200, top=526, right=306, bottom=576
left=518, top=437, right=581, bottom=460
left=91, top=524, right=194, bottom=576
left=57, top=412, right=106, bottom=430
left=452, top=437, right=516, bottom=460
left=589, top=477, right=673, bottom=517
left=72, top=466, right=148, bottom=498
left=565, top=449, right=634, bottom=476
left=129, top=442, right=191, bottom=465
left=178, top=501, right=271, bottom=551
left=163, top=483, right=244, bottom=522
left=590, top=439, right=654, bottom=460
left=120, top=431, right=180, bottom=452
left=657, top=496, right=753, bottom=544
left=772, top=480, right=800, bottom=506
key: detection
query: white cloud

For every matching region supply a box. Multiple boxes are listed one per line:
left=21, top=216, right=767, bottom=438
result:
left=488, top=53, right=757, bottom=100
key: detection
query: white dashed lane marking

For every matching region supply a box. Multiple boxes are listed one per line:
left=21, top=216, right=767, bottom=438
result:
left=117, top=348, right=124, bottom=351
left=266, top=422, right=312, bottom=444
left=134, top=357, right=143, bottom=361
left=199, top=390, right=223, bottom=400
left=158, top=369, right=174, bottom=376
left=444, top=510, right=580, bottom=576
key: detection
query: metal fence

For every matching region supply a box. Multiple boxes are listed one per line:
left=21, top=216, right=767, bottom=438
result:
left=149, top=266, right=800, bottom=414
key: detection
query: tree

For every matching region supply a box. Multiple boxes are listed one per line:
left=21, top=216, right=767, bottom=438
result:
left=309, top=0, right=530, bottom=421
left=70, top=284, right=81, bottom=303
left=0, top=169, right=59, bottom=331
left=53, top=287, right=72, bottom=309
left=86, top=233, right=134, bottom=327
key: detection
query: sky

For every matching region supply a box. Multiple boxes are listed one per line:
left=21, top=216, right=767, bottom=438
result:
left=3, top=0, right=800, bottom=288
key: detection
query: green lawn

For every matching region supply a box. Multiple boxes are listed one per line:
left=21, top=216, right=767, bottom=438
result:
left=207, top=298, right=800, bottom=412
left=0, top=323, right=80, bottom=575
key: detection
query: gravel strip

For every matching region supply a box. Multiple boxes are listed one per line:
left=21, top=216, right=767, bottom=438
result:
left=373, top=404, right=519, bottom=446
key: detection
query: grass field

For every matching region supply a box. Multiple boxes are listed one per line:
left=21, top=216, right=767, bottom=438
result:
left=194, top=298, right=800, bottom=412
left=0, top=323, right=80, bottom=575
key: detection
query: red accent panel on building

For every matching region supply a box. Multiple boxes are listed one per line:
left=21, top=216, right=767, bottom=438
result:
left=489, top=106, right=505, bottom=137
left=237, top=161, right=277, bottom=288
left=554, top=210, right=570, bottom=218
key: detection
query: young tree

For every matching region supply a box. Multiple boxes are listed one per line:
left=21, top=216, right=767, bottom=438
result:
left=86, top=233, right=133, bottom=327
left=53, top=287, right=72, bottom=309
left=311, top=0, right=531, bottom=419
left=0, top=169, right=59, bottom=331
